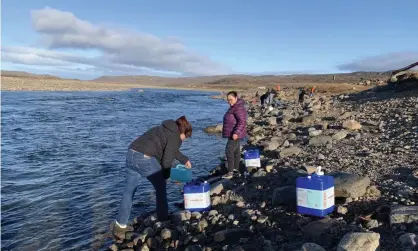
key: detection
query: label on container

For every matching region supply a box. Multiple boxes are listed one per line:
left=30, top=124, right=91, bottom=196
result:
left=245, top=158, right=261, bottom=167
left=184, top=191, right=211, bottom=209
left=297, top=187, right=334, bottom=210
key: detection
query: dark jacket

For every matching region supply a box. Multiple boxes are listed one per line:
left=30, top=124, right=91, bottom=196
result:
left=222, top=98, right=247, bottom=139
left=129, top=120, right=189, bottom=178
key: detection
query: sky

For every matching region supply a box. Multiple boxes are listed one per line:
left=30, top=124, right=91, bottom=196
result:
left=1, top=0, right=418, bottom=80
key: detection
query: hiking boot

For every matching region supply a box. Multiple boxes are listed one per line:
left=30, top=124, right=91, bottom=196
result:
left=111, top=221, right=134, bottom=240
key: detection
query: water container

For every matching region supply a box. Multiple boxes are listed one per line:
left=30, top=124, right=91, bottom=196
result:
left=296, top=167, right=335, bottom=217
left=244, top=148, right=261, bottom=168
left=183, top=181, right=211, bottom=212
left=170, top=164, right=192, bottom=182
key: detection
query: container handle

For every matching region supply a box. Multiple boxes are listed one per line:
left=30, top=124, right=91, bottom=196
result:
left=176, top=164, right=186, bottom=169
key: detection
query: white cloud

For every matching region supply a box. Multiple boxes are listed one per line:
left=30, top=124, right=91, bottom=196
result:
left=1, top=7, right=230, bottom=76
left=338, top=52, right=418, bottom=72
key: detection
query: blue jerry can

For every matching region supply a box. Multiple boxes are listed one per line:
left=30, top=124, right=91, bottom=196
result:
left=170, top=164, right=192, bottom=182
left=183, top=181, right=211, bottom=212
left=296, top=167, right=335, bottom=217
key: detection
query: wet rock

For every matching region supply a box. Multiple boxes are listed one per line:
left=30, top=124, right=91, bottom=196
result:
left=337, top=232, right=380, bottom=251
left=390, top=205, right=418, bottom=225
left=309, top=136, right=332, bottom=146
left=257, top=216, right=268, bottom=224
left=185, top=245, right=203, bottom=251
left=160, top=228, right=171, bottom=240
left=172, top=210, right=191, bottom=223
left=301, top=243, right=327, bottom=251
left=253, top=169, right=267, bottom=177
left=331, top=172, right=371, bottom=198
left=191, top=212, right=202, bottom=220
left=272, top=186, right=296, bottom=206
left=279, top=146, right=302, bottom=157
left=109, top=244, right=118, bottom=251
left=204, top=124, right=223, bottom=134
left=137, top=243, right=150, bottom=251
left=213, top=229, right=254, bottom=243
left=342, top=120, right=362, bottom=130
left=198, top=219, right=208, bottom=232
left=332, top=130, right=348, bottom=141
left=397, top=233, right=417, bottom=249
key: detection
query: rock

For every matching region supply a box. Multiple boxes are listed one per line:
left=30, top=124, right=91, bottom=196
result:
left=337, top=206, right=348, bottom=215
left=210, top=179, right=233, bottom=195
left=302, top=218, right=340, bottom=241
left=342, top=120, right=362, bottom=130
left=185, top=245, right=203, bottom=251
left=309, top=136, right=332, bottom=146
left=172, top=210, right=191, bottom=223
left=191, top=212, right=202, bottom=220
left=390, top=205, right=418, bottom=225
left=198, top=219, right=208, bottom=232
left=366, top=186, right=381, bottom=198
left=398, top=233, right=417, bottom=249
left=213, top=229, right=253, bottom=243
left=279, top=146, right=302, bottom=157
left=204, top=124, right=223, bottom=134
left=253, top=169, right=267, bottom=177
left=301, top=243, right=327, bottom=251
left=272, top=186, right=296, bottom=206
left=332, top=130, right=348, bottom=141
left=365, top=220, right=379, bottom=229
left=337, top=232, right=380, bottom=251
left=317, top=153, right=326, bottom=160
left=137, top=243, right=150, bottom=251
left=160, top=228, right=172, bottom=240
left=302, top=115, right=315, bottom=125
left=257, top=216, right=268, bottom=224
left=331, top=172, right=371, bottom=198
left=109, top=244, right=118, bottom=251
left=309, top=130, right=323, bottom=137
left=263, top=137, right=284, bottom=151
left=340, top=111, right=355, bottom=120
left=236, top=201, right=245, bottom=208
left=268, top=117, right=278, bottom=125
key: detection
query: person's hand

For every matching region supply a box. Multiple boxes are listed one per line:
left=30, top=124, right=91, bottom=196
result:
left=185, top=161, right=192, bottom=169
left=232, top=134, right=238, bottom=140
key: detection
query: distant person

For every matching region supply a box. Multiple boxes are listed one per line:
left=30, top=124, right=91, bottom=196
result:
left=266, top=89, right=277, bottom=107
left=310, top=86, right=316, bottom=97
left=260, top=91, right=268, bottom=107
left=112, top=116, right=192, bottom=239
left=298, top=88, right=306, bottom=106
left=222, top=91, right=247, bottom=179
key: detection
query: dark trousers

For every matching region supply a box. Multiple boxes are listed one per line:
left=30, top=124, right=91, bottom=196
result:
left=225, top=139, right=241, bottom=172
left=147, top=171, right=168, bottom=221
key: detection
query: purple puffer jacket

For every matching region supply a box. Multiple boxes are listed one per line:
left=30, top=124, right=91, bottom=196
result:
left=222, top=98, right=247, bottom=139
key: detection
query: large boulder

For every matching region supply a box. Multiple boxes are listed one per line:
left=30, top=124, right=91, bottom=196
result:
left=330, top=172, right=371, bottom=198
left=263, top=136, right=284, bottom=151
left=204, top=124, right=223, bottom=134
left=272, top=186, right=296, bottom=206
left=337, top=232, right=380, bottom=251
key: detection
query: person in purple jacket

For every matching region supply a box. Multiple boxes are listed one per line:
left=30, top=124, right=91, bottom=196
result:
left=222, top=91, right=248, bottom=179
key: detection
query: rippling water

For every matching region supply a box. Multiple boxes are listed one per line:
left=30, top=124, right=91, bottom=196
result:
left=1, top=89, right=227, bottom=251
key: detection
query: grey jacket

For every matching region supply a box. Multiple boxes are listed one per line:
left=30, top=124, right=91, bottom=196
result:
left=129, top=120, right=189, bottom=178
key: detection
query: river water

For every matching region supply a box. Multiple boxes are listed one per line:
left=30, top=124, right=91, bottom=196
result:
left=1, top=89, right=228, bottom=250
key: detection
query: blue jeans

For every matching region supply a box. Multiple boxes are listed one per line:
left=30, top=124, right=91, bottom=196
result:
left=116, top=149, right=168, bottom=225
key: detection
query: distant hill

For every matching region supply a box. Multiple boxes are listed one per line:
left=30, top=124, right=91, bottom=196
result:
left=1, top=70, right=64, bottom=79
left=91, top=72, right=392, bottom=87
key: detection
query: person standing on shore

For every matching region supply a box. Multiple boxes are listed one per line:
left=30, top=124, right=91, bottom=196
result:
left=222, top=91, right=247, bottom=179
left=112, top=116, right=193, bottom=239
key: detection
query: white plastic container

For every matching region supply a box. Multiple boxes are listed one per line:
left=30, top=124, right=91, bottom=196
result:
left=183, top=181, right=211, bottom=212
left=244, top=149, right=261, bottom=167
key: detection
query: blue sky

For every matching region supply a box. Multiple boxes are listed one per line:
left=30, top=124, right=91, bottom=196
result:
left=2, top=0, right=418, bottom=79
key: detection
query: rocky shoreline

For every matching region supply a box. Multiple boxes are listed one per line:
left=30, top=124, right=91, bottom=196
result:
left=109, top=85, right=417, bottom=251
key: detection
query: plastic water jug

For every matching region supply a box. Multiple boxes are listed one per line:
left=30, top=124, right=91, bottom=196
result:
left=183, top=181, right=211, bottom=212
left=296, top=166, right=335, bottom=217
left=170, top=164, right=192, bottom=182
left=244, top=148, right=261, bottom=167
